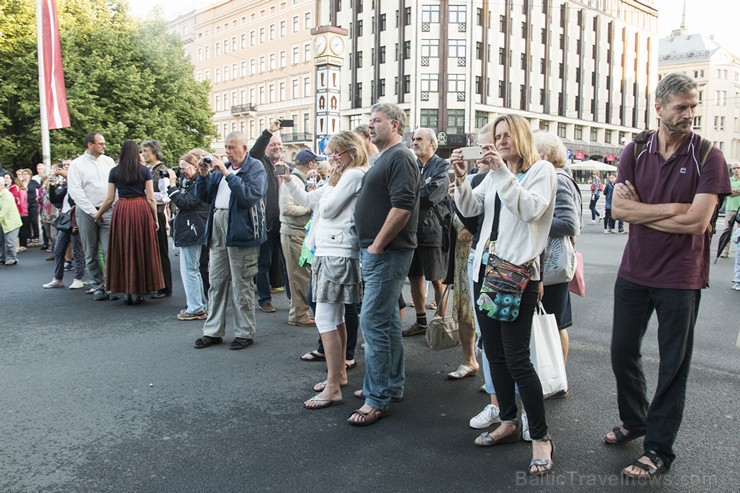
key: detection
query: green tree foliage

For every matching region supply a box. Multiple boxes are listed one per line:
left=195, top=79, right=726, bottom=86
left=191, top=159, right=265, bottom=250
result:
left=0, top=0, right=214, bottom=169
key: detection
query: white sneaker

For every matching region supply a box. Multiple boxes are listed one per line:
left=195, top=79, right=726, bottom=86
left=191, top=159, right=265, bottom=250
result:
left=43, top=279, right=64, bottom=289
left=603, top=230, right=609, bottom=234
left=522, top=412, right=532, bottom=441
left=589, top=220, right=596, bottom=225
left=732, top=283, right=740, bottom=291
left=69, top=279, right=84, bottom=289
left=469, top=404, right=501, bottom=429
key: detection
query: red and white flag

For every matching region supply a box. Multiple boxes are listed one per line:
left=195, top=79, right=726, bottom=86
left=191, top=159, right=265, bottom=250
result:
left=39, top=0, right=70, bottom=130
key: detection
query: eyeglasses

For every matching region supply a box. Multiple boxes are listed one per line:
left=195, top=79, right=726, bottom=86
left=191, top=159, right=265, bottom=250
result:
left=329, top=150, right=347, bottom=158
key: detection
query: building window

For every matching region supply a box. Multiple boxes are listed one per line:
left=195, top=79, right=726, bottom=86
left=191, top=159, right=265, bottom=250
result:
left=590, top=128, right=598, bottom=142
left=379, top=78, right=386, bottom=97
left=693, top=116, right=702, bottom=129
left=215, top=68, right=221, bottom=83
left=604, top=129, right=612, bottom=143
left=404, top=40, right=411, bottom=59
left=404, top=75, right=411, bottom=94
left=250, top=59, right=256, bottom=75
left=379, top=13, right=386, bottom=31
left=269, top=54, right=276, bottom=70
left=240, top=34, right=246, bottom=49
left=447, top=109, right=465, bottom=133
left=420, top=74, right=439, bottom=92
left=422, top=5, right=440, bottom=23
left=292, top=78, right=298, bottom=98
left=279, top=81, right=286, bottom=101
left=280, top=51, right=286, bottom=67
left=475, top=111, right=488, bottom=129
left=280, top=20, right=286, bottom=37
left=421, top=39, right=439, bottom=58
left=259, top=56, right=265, bottom=72
left=292, top=46, right=299, bottom=64
left=557, top=123, right=567, bottom=138
left=449, top=4, right=466, bottom=23
left=304, top=43, right=311, bottom=62
left=448, top=74, right=465, bottom=93
left=305, top=12, right=311, bottom=29
left=269, top=24, right=275, bottom=40
left=293, top=16, right=299, bottom=33
left=215, top=42, right=221, bottom=56
left=259, top=28, right=265, bottom=43
left=304, top=76, right=311, bottom=97
left=714, top=116, right=725, bottom=131
left=379, top=46, right=386, bottom=64
left=420, top=109, right=438, bottom=128
left=574, top=125, right=583, bottom=140
left=448, top=39, right=466, bottom=58
left=250, top=31, right=255, bottom=46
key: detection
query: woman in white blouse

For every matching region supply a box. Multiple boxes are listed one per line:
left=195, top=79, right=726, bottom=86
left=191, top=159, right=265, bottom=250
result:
left=452, top=114, right=557, bottom=476
left=283, top=131, right=368, bottom=410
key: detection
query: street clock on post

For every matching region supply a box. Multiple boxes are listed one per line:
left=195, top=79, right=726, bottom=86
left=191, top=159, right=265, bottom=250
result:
left=311, top=26, right=347, bottom=150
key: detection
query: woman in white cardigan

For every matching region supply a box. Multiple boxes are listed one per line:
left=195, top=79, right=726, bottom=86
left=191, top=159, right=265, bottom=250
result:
left=452, top=114, right=557, bottom=475
left=283, top=131, right=368, bottom=410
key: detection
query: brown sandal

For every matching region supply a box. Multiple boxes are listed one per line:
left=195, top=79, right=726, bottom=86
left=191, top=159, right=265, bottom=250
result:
left=347, top=407, right=388, bottom=427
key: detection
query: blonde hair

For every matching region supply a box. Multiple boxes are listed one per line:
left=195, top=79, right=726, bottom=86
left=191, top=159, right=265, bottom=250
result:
left=532, top=131, right=568, bottom=169
left=328, top=131, right=369, bottom=170
left=491, top=115, right=539, bottom=174
left=179, top=153, right=199, bottom=167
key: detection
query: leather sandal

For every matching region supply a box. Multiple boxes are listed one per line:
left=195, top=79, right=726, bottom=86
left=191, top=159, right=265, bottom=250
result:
left=529, top=435, right=556, bottom=476
left=474, top=419, right=521, bottom=446
left=347, top=407, right=388, bottom=427
left=622, top=450, right=669, bottom=479
left=603, top=425, right=646, bottom=445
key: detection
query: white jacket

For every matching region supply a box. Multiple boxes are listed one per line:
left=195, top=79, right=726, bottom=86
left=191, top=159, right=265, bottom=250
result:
left=455, top=160, right=556, bottom=282
left=284, top=167, right=366, bottom=259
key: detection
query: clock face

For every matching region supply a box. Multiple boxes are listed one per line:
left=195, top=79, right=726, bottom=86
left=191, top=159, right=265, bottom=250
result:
left=329, top=36, right=344, bottom=55
left=314, top=35, right=327, bottom=55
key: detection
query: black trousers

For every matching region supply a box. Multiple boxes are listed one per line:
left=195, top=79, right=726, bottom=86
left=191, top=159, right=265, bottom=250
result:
left=474, top=274, right=548, bottom=439
left=28, top=206, right=40, bottom=240
left=611, top=277, right=700, bottom=466
left=156, top=210, right=172, bottom=295
left=19, top=216, right=30, bottom=247
left=603, top=209, right=615, bottom=230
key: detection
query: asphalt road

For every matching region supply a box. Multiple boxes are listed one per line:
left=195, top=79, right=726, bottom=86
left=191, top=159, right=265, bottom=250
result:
left=1, top=223, right=738, bottom=493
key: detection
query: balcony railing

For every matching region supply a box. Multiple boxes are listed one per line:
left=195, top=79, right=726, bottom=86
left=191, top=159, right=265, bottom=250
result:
left=231, top=104, right=256, bottom=115
left=282, top=132, right=314, bottom=143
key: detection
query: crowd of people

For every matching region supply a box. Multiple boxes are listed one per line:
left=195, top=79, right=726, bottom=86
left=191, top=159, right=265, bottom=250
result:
left=0, top=73, right=735, bottom=480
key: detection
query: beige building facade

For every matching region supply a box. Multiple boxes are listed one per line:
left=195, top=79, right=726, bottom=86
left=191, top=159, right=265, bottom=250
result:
left=169, top=0, right=319, bottom=158
left=658, top=30, right=740, bottom=163
left=172, top=0, right=661, bottom=163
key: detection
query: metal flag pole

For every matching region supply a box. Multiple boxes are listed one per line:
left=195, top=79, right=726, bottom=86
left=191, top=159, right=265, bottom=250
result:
left=36, top=0, right=52, bottom=172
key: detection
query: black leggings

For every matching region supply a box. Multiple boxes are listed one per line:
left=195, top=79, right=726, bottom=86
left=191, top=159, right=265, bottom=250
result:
left=474, top=274, right=548, bottom=439
left=589, top=194, right=601, bottom=220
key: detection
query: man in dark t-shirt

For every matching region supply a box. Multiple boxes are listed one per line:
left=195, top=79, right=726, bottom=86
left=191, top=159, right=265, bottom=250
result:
left=606, top=73, right=731, bottom=479
left=349, top=103, right=419, bottom=426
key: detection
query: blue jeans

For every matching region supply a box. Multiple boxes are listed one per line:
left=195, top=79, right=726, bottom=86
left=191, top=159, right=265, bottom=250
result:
left=360, top=248, right=413, bottom=409
left=180, top=244, right=207, bottom=314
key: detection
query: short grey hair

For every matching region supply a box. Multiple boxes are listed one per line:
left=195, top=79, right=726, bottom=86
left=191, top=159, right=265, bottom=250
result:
left=415, top=127, right=437, bottom=150
left=224, top=132, right=248, bottom=146
left=655, top=73, right=698, bottom=105
left=141, top=140, right=163, bottom=161
left=353, top=124, right=371, bottom=139
left=532, top=130, right=568, bottom=168
left=370, top=102, right=406, bottom=136
left=478, top=122, right=495, bottom=136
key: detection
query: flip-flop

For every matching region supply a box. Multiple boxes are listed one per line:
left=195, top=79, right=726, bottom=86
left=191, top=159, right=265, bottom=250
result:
left=303, top=396, right=344, bottom=410
left=347, top=407, right=388, bottom=426
left=313, top=380, right=348, bottom=392
left=300, top=350, right=326, bottom=362
left=346, top=360, right=357, bottom=370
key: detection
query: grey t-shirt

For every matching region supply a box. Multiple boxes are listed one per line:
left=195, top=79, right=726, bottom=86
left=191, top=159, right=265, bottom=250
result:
left=355, top=142, right=420, bottom=250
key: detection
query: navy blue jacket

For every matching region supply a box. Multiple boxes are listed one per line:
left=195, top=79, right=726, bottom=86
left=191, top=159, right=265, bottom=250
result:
left=194, top=155, right=267, bottom=247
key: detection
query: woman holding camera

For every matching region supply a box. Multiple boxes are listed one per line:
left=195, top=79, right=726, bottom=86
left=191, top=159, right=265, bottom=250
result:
left=283, top=131, right=368, bottom=410
left=94, top=140, right=164, bottom=304
left=452, top=114, right=556, bottom=475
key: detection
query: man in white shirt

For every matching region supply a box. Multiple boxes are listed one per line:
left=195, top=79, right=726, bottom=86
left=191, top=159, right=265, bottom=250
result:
left=67, top=132, right=117, bottom=301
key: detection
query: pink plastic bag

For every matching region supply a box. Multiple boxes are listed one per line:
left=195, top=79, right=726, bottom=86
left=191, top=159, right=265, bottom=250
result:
left=568, top=251, right=585, bottom=297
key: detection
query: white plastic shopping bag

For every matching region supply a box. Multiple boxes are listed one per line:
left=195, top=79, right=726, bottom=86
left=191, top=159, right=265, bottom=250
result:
left=530, top=303, right=568, bottom=396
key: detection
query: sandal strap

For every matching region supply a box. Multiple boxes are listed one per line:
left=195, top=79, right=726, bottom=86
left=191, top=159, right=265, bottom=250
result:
left=533, top=434, right=552, bottom=443
left=529, top=458, right=552, bottom=467
left=629, top=459, right=656, bottom=474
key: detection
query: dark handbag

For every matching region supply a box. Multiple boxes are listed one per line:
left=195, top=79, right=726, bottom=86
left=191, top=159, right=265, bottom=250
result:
left=52, top=211, right=73, bottom=233
left=476, top=194, right=533, bottom=322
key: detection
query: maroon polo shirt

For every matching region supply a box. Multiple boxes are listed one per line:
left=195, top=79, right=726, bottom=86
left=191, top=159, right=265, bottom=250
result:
left=616, top=131, right=730, bottom=289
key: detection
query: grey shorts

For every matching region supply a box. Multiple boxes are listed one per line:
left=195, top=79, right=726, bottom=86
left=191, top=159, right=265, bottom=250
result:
left=408, top=246, right=446, bottom=281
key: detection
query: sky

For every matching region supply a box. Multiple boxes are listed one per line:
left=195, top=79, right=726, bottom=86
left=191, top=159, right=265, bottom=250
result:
left=126, top=0, right=740, bottom=55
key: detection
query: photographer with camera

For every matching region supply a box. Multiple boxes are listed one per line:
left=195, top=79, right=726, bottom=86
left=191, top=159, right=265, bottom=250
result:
left=191, top=133, right=267, bottom=350
left=141, top=140, right=173, bottom=299
left=167, top=153, right=211, bottom=320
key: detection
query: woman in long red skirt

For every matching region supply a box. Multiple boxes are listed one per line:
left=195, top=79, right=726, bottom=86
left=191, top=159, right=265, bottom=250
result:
left=94, top=140, right=164, bottom=304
